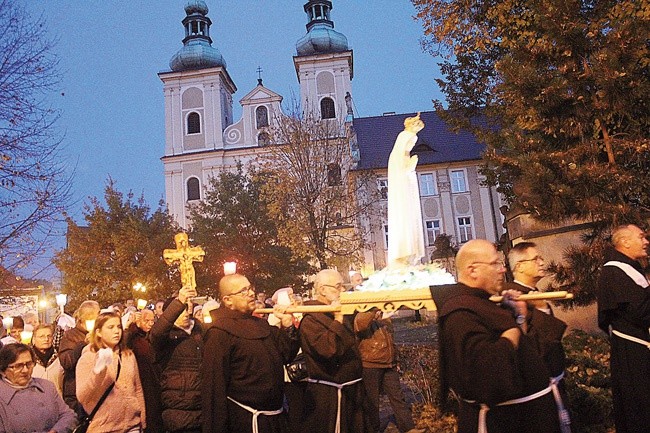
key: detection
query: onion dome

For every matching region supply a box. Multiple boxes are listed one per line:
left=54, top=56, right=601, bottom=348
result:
left=170, top=0, right=226, bottom=72
left=296, top=1, right=349, bottom=56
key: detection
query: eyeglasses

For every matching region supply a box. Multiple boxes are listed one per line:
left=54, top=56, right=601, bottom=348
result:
left=228, top=285, right=255, bottom=297
left=472, top=260, right=506, bottom=269
left=7, top=361, right=35, bottom=371
left=322, top=283, right=345, bottom=291
left=517, top=255, right=544, bottom=264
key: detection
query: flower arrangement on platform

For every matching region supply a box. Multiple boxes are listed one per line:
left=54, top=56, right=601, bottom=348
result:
left=357, top=263, right=455, bottom=292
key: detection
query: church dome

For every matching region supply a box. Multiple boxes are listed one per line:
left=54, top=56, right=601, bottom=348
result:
left=169, top=1, right=227, bottom=72
left=296, top=1, right=349, bottom=56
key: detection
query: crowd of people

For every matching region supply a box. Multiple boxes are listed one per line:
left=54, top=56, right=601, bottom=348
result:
left=0, top=225, right=648, bottom=433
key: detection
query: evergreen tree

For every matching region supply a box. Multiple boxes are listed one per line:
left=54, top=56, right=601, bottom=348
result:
left=413, top=0, right=650, bottom=226
left=189, top=164, right=311, bottom=296
left=54, top=180, right=179, bottom=309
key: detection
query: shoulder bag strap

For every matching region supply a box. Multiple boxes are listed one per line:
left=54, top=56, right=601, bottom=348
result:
left=86, top=352, right=122, bottom=421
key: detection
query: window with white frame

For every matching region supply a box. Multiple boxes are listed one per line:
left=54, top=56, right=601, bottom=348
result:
left=457, top=216, right=473, bottom=243
left=450, top=169, right=467, bottom=193
left=419, top=173, right=437, bottom=196
left=187, top=112, right=201, bottom=134
left=377, top=178, right=388, bottom=200
left=425, top=219, right=442, bottom=246
left=187, top=177, right=200, bottom=201
left=383, top=224, right=389, bottom=249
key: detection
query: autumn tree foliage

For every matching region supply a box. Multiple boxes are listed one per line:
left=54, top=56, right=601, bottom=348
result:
left=259, top=109, right=379, bottom=270
left=0, top=0, right=71, bottom=272
left=413, top=0, right=650, bottom=227
left=188, top=165, right=311, bottom=296
left=54, top=180, right=180, bottom=310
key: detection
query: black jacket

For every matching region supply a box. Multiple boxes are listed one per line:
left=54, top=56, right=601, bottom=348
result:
left=149, top=299, right=203, bottom=432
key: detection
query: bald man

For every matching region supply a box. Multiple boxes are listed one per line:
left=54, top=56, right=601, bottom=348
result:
left=298, top=269, right=371, bottom=433
left=202, top=274, right=299, bottom=433
left=597, top=224, right=650, bottom=433
left=432, top=239, right=565, bottom=433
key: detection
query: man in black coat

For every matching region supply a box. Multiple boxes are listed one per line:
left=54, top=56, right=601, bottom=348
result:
left=150, top=287, right=203, bottom=433
left=202, top=273, right=299, bottom=433
left=432, top=239, right=563, bottom=433
left=597, top=224, right=650, bottom=433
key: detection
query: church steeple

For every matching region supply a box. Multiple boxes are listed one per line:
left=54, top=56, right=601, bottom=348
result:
left=170, top=0, right=226, bottom=72
left=296, top=1, right=349, bottom=56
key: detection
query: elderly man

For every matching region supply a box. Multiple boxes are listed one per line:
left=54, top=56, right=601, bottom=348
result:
left=597, top=224, right=650, bottom=433
left=299, top=269, right=371, bottom=433
left=202, top=274, right=300, bottom=433
left=431, top=239, right=564, bottom=433
left=506, top=243, right=568, bottom=378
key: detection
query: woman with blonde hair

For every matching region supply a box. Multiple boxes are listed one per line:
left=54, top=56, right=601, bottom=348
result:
left=76, top=310, right=146, bottom=432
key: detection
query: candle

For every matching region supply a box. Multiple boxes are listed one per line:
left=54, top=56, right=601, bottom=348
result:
left=85, top=319, right=96, bottom=332
left=137, top=299, right=148, bottom=310
left=2, top=317, right=12, bottom=332
left=223, top=261, right=237, bottom=275
left=20, top=330, right=33, bottom=344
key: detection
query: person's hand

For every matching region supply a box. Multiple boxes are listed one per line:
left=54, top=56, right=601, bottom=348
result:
left=500, top=289, right=527, bottom=317
left=178, top=286, right=198, bottom=304
left=501, top=327, right=521, bottom=349
left=272, top=305, right=294, bottom=328
left=93, top=347, right=114, bottom=374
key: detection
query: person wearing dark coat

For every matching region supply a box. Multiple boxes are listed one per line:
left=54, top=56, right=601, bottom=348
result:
left=202, top=273, right=300, bottom=433
left=597, top=224, right=650, bottom=433
left=58, top=300, right=99, bottom=417
left=431, top=239, right=563, bottom=433
left=126, top=308, right=164, bottom=433
left=299, top=269, right=372, bottom=433
left=150, top=287, right=203, bottom=433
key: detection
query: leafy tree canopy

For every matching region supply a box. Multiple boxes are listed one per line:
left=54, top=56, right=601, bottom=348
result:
left=413, top=0, right=650, bottom=227
left=54, top=179, right=180, bottom=310
left=189, top=164, right=312, bottom=296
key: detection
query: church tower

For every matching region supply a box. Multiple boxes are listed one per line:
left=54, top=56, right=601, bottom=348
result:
left=159, top=0, right=236, bottom=227
left=294, top=1, right=353, bottom=122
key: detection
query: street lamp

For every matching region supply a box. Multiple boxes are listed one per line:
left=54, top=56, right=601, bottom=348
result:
left=55, top=294, right=67, bottom=314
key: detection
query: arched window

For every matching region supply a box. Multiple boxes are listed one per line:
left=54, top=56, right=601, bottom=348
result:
left=320, top=97, right=336, bottom=119
left=187, top=112, right=201, bottom=134
left=187, top=177, right=200, bottom=201
left=256, top=106, right=269, bottom=128
left=258, top=132, right=271, bottom=146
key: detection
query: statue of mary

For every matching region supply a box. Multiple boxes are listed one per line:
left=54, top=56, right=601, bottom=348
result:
left=387, top=113, right=426, bottom=267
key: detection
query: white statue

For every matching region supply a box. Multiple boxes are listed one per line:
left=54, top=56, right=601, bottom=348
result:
left=387, top=112, right=425, bottom=267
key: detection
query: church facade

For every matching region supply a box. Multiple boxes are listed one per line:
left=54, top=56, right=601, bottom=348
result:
left=159, top=0, right=505, bottom=276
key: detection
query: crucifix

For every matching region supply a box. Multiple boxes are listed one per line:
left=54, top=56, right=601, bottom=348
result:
left=163, top=232, right=205, bottom=291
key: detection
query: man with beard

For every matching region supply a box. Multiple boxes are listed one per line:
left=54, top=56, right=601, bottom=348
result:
left=202, top=273, right=299, bottom=433
left=597, top=224, right=650, bottom=433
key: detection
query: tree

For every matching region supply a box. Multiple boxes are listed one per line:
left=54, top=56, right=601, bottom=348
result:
left=259, top=107, right=379, bottom=270
left=0, top=0, right=71, bottom=272
left=413, top=0, right=650, bottom=227
left=189, top=165, right=312, bottom=296
left=53, top=180, right=180, bottom=310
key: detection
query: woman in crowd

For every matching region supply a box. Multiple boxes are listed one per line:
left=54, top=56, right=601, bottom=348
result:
left=76, top=311, right=146, bottom=432
left=32, top=323, right=65, bottom=395
left=0, top=343, right=76, bottom=432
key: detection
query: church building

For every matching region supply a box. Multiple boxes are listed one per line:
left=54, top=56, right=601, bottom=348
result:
left=159, top=0, right=505, bottom=275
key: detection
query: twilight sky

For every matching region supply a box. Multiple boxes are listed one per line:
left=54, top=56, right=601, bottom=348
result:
left=22, top=1, right=445, bottom=279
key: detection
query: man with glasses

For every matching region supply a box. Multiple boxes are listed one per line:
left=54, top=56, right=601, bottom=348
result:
left=432, top=239, right=565, bottom=433
left=299, top=269, right=371, bottom=433
left=597, top=224, right=650, bottom=433
left=507, top=242, right=554, bottom=314
left=202, top=273, right=300, bottom=433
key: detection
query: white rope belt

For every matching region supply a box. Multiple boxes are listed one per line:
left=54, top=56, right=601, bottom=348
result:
left=610, top=328, right=650, bottom=349
left=457, top=373, right=570, bottom=433
left=227, top=396, right=283, bottom=433
left=306, top=377, right=362, bottom=433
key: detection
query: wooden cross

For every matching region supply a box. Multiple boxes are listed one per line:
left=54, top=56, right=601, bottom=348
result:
left=163, top=232, right=205, bottom=291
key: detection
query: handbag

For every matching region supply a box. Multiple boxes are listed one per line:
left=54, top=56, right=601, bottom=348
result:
left=286, top=352, right=308, bottom=382
left=73, top=353, right=122, bottom=433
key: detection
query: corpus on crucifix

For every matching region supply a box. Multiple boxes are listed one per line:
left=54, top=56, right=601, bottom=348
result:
left=163, top=232, right=205, bottom=291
